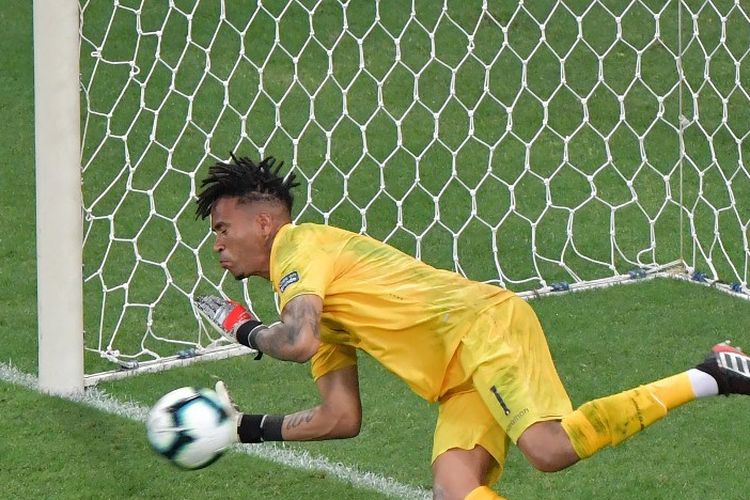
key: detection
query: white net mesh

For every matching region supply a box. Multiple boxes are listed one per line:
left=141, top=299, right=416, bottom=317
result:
left=79, top=0, right=750, bottom=372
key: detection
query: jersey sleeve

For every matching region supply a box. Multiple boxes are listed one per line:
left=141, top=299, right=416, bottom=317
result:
left=309, top=341, right=357, bottom=381
left=272, top=225, right=336, bottom=312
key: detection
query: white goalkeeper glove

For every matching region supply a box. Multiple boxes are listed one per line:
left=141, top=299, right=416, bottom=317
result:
left=194, top=295, right=264, bottom=359
left=214, top=380, right=285, bottom=444
left=214, top=380, right=241, bottom=443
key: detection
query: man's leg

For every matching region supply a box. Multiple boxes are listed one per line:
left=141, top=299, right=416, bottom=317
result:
left=464, top=297, right=575, bottom=471
left=517, top=342, right=750, bottom=470
left=516, top=420, right=579, bottom=472
left=432, top=385, right=510, bottom=499
left=466, top=295, right=750, bottom=472
left=517, top=373, right=695, bottom=469
left=432, top=446, right=503, bottom=500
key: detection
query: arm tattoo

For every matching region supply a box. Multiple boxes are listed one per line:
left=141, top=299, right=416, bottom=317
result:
left=285, top=409, right=316, bottom=430
left=255, top=297, right=320, bottom=359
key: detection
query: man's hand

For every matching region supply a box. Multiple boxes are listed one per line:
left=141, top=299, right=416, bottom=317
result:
left=194, top=295, right=255, bottom=343
left=214, top=380, right=241, bottom=443
left=195, top=295, right=265, bottom=359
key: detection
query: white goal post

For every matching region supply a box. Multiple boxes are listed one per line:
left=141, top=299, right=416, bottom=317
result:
left=34, top=0, right=84, bottom=394
left=35, top=0, right=750, bottom=392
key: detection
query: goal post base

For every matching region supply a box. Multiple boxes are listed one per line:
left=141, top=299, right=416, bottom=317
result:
left=83, top=344, right=257, bottom=388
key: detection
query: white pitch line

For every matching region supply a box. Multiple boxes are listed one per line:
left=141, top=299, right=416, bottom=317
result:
left=0, top=362, right=430, bottom=500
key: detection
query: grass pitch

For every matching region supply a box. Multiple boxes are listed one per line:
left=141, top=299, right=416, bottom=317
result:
left=2, top=1, right=749, bottom=499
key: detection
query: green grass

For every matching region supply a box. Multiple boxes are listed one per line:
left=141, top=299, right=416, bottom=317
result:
left=3, top=0, right=750, bottom=498
left=3, top=281, right=749, bottom=499
left=0, top=0, right=38, bottom=376
left=0, top=381, right=386, bottom=500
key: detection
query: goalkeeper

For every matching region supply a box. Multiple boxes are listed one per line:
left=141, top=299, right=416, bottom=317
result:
left=194, top=154, right=750, bottom=500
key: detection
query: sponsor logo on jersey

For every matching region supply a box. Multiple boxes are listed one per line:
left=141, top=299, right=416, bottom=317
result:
left=279, top=271, right=300, bottom=292
left=506, top=408, right=530, bottom=433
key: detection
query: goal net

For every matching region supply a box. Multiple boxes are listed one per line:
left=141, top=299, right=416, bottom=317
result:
left=76, top=0, right=750, bottom=382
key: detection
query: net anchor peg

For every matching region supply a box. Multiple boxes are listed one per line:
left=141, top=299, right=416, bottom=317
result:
left=177, top=347, right=199, bottom=359
left=628, top=268, right=647, bottom=279
left=691, top=271, right=708, bottom=282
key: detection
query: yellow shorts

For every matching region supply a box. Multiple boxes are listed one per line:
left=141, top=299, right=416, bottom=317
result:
left=432, top=296, right=572, bottom=482
left=432, top=386, right=511, bottom=485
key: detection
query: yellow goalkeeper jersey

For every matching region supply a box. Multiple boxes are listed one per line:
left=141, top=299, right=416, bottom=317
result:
left=269, top=223, right=514, bottom=402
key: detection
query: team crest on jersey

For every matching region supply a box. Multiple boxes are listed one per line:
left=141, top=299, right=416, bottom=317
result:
left=279, top=271, right=300, bottom=292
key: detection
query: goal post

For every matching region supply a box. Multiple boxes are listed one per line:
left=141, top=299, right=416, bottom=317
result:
left=34, top=0, right=84, bottom=394
left=36, top=0, right=749, bottom=388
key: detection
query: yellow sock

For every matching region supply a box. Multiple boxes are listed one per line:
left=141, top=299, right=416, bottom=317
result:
left=561, top=385, right=668, bottom=459
left=465, top=485, right=506, bottom=500
left=646, top=372, right=696, bottom=410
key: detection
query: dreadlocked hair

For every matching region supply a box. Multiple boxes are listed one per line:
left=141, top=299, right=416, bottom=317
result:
left=195, top=153, right=300, bottom=219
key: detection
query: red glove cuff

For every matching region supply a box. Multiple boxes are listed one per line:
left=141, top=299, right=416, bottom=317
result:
left=222, top=301, right=253, bottom=331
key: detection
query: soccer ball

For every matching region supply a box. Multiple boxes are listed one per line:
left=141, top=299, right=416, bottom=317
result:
left=146, top=386, right=236, bottom=469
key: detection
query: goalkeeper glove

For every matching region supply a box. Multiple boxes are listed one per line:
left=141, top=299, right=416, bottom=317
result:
left=194, top=295, right=264, bottom=359
left=214, top=380, right=241, bottom=443
left=214, top=380, right=285, bottom=443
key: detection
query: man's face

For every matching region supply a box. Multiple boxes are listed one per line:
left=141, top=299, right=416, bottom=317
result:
left=210, top=196, right=269, bottom=280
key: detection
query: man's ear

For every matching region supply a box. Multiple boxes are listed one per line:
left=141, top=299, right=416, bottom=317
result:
left=255, top=210, right=273, bottom=235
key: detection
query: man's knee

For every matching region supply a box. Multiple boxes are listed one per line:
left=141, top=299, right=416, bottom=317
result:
left=521, top=448, right=570, bottom=472
left=432, top=446, right=494, bottom=499
left=516, top=420, right=580, bottom=472
left=432, top=475, right=480, bottom=500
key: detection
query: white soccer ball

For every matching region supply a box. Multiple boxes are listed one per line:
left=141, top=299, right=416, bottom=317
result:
left=146, top=386, right=236, bottom=469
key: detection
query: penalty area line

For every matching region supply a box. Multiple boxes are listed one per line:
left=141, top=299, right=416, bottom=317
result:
left=0, top=362, right=430, bottom=500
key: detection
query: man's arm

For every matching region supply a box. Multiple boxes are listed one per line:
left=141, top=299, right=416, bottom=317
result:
left=280, top=364, right=362, bottom=440
left=233, top=365, right=362, bottom=443
left=194, top=293, right=322, bottom=363
left=252, top=294, right=323, bottom=363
